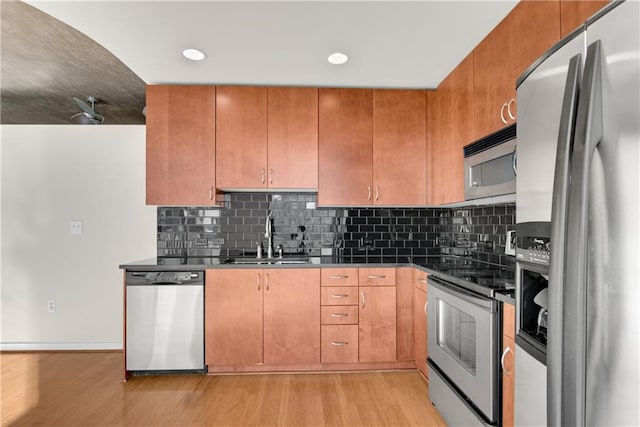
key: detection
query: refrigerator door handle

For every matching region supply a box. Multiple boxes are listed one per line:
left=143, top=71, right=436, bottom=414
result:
left=563, top=39, right=604, bottom=427
left=547, top=53, right=582, bottom=427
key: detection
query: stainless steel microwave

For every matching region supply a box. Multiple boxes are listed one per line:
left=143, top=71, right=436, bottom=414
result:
left=464, top=124, right=516, bottom=200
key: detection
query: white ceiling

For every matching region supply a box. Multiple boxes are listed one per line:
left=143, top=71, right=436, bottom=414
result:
left=27, top=1, right=518, bottom=90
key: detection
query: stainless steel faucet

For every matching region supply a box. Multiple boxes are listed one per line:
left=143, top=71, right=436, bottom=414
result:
left=265, top=212, right=274, bottom=259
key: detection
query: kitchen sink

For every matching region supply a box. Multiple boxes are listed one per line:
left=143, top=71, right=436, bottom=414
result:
left=224, top=257, right=310, bottom=265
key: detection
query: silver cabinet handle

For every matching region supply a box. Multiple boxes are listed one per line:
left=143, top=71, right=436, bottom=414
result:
left=367, top=186, right=371, bottom=201
left=269, top=168, right=273, bottom=184
left=261, top=168, right=265, bottom=184
left=500, top=102, right=509, bottom=124
left=368, top=275, right=386, bottom=279
left=257, top=273, right=261, bottom=291
left=331, top=313, right=349, bottom=317
left=375, top=186, right=379, bottom=201
left=501, top=346, right=513, bottom=376
left=331, top=341, right=349, bottom=346
left=417, top=278, right=428, bottom=284
left=331, top=294, right=349, bottom=298
left=424, top=301, right=428, bottom=316
left=265, top=273, right=269, bottom=291
left=209, top=185, right=214, bottom=201
left=330, top=275, right=349, bottom=279
left=507, top=98, right=517, bottom=121
left=512, top=148, right=518, bottom=177
left=361, top=291, right=366, bottom=309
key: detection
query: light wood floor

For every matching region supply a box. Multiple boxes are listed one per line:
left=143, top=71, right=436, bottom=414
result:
left=1, top=351, right=446, bottom=426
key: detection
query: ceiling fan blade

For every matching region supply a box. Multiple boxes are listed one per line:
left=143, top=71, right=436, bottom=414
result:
left=73, top=97, right=96, bottom=116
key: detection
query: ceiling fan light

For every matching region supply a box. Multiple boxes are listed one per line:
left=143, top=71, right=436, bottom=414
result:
left=182, top=48, right=206, bottom=61
left=328, top=52, right=349, bottom=65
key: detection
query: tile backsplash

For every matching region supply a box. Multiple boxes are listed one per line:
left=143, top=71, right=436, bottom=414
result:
left=157, top=193, right=515, bottom=268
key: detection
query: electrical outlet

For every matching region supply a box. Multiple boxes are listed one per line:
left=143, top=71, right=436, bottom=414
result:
left=47, top=299, right=56, bottom=313
left=70, top=220, right=83, bottom=234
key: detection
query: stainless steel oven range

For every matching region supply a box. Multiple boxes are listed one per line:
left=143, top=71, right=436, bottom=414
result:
left=427, top=275, right=501, bottom=426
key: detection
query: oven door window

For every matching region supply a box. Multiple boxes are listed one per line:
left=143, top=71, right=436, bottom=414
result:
left=437, top=299, right=477, bottom=374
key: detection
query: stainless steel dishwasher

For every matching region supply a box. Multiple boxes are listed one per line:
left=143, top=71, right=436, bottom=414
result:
left=125, top=271, right=205, bottom=373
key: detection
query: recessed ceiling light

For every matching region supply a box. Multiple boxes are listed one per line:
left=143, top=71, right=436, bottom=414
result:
left=328, top=52, right=349, bottom=65
left=182, top=48, right=206, bottom=61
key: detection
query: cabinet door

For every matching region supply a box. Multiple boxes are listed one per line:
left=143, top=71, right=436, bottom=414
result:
left=263, top=269, right=320, bottom=365
left=216, top=86, right=268, bottom=189
left=502, top=303, right=516, bottom=426
left=427, top=54, right=474, bottom=205
left=473, top=18, right=512, bottom=138
left=359, top=286, right=397, bottom=362
left=205, top=269, right=263, bottom=366
left=560, top=0, right=609, bottom=37
left=146, top=85, right=216, bottom=205
left=372, top=89, right=427, bottom=205
left=267, top=87, right=318, bottom=189
left=508, top=0, right=560, bottom=89
left=414, top=287, right=428, bottom=377
left=502, top=334, right=516, bottom=427
left=318, top=88, right=373, bottom=206
left=396, top=267, right=415, bottom=361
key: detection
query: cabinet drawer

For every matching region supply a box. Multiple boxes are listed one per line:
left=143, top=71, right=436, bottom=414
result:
left=415, top=270, right=428, bottom=293
left=321, top=286, right=359, bottom=305
left=321, top=268, right=358, bottom=287
left=359, top=267, right=396, bottom=286
left=321, top=325, right=358, bottom=363
left=321, top=305, right=358, bottom=325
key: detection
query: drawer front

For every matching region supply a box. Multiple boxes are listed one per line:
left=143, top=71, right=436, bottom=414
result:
left=321, top=268, right=359, bottom=287
left=359, top=267, right=396, bottom=286
left=321, top=305, right=358, bottom=325
left=321, top=286, right=359, bottom=305
left=415, top=270, right=428, bottom=293
left=321, top=325, right=358, bottom=363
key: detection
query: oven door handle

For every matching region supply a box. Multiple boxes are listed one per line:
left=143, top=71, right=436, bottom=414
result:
left=428, top=276, right=494, bottom=310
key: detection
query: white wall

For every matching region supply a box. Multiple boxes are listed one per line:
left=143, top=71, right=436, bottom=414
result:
left=0, top=125, right=156, bottom=350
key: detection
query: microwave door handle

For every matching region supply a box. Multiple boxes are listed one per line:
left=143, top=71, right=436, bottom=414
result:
left=547, top=52, right=582, bottom=427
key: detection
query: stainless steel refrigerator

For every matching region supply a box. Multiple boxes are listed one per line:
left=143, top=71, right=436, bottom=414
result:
left=515, top=1, right=639, bottom=425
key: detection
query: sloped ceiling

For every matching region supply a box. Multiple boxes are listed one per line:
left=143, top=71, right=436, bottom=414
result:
left=1, top=0, right=146, bottom=124
left=2, top=0, right=518, bottom=125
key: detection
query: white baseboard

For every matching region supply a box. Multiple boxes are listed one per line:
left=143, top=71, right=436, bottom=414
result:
left=0, top=342, right=122, bottom=351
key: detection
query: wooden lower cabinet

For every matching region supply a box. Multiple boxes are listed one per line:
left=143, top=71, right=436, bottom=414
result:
left=414, top=286, right=428, bottom=377
left=205, top=269, right=263, bottom=366
left=263, top=269, right=320, bottom=365
left=359, top=286, right=397, bottom=362
left=321, top=325, right=359, bottom=363
left=502, top=303, right=516, bottom=427
left=205, top=268, right=320, bottom=367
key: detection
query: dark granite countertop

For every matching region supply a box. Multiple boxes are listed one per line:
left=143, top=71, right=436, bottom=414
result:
left=120, top=255, right=515, bottom=301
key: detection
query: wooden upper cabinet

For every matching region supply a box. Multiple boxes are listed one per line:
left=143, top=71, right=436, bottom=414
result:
left=508, top=0, right=561, bottom=85
left=318, top=88, right=373, bottom=206
left=473, top=18, right=512, bottom=138
left=216, top=86, right=268, bottom=189
left=146, top=85, right=216, bottom=205
left=263, top=269, right=320, bottom=365
left=474, top=1, right=560, bottom=138
left=373, top=90, right=427, bottom=206
left=267, top=87, right=318, bottom=189
left=427, top=54, right=474, bottom=205
left=560, top=0, right=609, bottom=37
